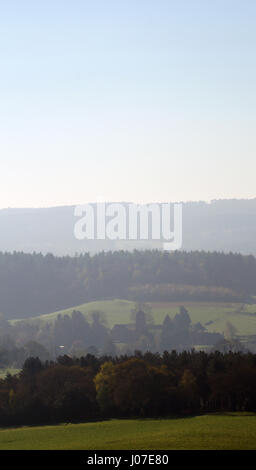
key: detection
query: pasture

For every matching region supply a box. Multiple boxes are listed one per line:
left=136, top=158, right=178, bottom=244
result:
left=0, top=414, right=256, bottom=450
left=11, top=299, right=256, bottom=337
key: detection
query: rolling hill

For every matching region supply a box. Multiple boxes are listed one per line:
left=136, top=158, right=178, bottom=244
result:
left=10, top=298, right=256, bottom=339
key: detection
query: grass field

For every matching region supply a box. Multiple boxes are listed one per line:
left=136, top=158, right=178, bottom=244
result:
left=11, top=299, right=256, bottom=337
left=0, top=414, right=256, bottom=450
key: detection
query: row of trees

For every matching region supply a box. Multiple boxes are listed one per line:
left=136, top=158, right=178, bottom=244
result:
left=0, top=307, right=225, bottom=366
left=0, top=249, right=254, bottom=319
left=1, top=350, right=256, bottom=425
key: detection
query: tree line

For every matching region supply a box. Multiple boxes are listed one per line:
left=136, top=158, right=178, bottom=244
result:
left=1, top=350, right=256, bottom=426
left=0, top=306, right=226, bottom=367
left=0, top=249, right=255, bottom=319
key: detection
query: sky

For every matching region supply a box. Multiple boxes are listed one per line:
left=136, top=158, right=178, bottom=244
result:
left=0, top=0, right=255, bottom=208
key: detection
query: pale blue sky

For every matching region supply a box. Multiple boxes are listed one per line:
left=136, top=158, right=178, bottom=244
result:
left=0, top=0, right=255, bottom=207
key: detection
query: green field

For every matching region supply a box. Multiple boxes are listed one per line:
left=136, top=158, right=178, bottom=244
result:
left=0, top=414, right=256, bottom=450
left=11, top=299, right=256, bottom=337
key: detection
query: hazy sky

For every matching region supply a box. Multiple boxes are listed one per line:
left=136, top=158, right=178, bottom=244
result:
left=0, top=0, right=255, bottom=208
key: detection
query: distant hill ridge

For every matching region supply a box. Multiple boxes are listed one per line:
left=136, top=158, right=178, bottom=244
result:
left=0, top=198, right=256, bottom=255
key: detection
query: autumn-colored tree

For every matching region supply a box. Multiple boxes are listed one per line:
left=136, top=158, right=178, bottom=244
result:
left=178, top=369, right=199, bottom=411
left=110, top=358, right=177, bottom=416
left=94, top=361, right=116, bottom=414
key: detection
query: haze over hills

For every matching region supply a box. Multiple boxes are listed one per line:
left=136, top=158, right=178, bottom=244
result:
left=0, top=198, right=256, bottom=255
